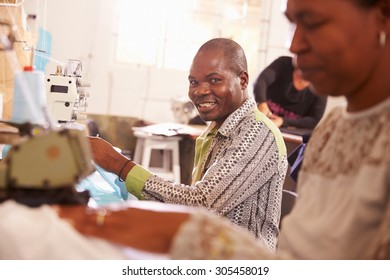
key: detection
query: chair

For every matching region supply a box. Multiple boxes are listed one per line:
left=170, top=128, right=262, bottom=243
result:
left=280, top=189, right=298, bottom=228
left=133, top=130, right=182, bottom=182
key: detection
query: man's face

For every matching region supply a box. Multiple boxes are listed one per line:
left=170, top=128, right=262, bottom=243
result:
left=188, top=49, right=248, bottom=127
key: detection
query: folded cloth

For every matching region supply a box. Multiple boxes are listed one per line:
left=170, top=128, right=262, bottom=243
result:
left=76, top=163, right=137, bottom=206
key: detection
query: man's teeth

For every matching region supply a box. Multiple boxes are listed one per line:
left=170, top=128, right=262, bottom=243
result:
left=199, top=103, right=214, bottom=108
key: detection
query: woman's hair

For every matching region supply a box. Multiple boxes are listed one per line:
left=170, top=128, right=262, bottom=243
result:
left=354, top=0, right=390, bottom=18
left=355, top=0, right=380, bottom=7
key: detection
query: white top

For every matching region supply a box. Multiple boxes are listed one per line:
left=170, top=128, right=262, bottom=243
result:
left=170, top=97, right=390, bottom=259
left=278, top=97, right=390, bottom=259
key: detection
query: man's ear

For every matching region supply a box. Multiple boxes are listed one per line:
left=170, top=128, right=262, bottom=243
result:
left=239, top=71, right=249, bottom=90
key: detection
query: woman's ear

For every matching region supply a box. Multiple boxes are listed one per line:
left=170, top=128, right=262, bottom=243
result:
left=378, top=0, right=390, bottom=43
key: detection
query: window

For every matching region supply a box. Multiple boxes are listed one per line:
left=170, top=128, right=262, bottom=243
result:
left=115, top=0, right=263, bottom=74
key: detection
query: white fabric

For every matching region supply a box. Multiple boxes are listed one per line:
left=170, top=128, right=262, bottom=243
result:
left=0, top=200, right=165, bottom=260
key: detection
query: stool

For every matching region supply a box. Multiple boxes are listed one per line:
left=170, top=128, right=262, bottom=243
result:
left=133, top=130, right=181, bottom=182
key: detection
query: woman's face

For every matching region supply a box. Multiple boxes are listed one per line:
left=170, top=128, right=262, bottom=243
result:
left=285, top=0, right=384, bottom=100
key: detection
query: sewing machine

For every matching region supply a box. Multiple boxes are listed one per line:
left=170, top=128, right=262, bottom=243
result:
left=0, top=25, right=94, bottom=204
left=0, top=122, right=95, bottom=206
left=46, top=59, right=90, bottom=124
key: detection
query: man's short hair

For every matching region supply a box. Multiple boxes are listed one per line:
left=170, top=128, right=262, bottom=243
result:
left=197, top=38, right=248, bottom=75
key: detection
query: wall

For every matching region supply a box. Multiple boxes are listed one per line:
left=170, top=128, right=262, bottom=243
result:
left=257, top=0, right=291, bottom=70
left=22, top=0, right=191, bottom=123
left=22, top=0, right=345, bottom=124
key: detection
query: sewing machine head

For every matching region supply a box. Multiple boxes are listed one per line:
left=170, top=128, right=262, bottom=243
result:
left=0, top=125, right=95, bottom=207
left=46, top=59, right=90, bottom=125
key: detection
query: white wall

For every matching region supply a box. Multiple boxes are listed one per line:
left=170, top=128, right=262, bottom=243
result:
left=257, top=0, right=291, bottom=69
left=23, top=0, right=191, bottom=123
left=23, top=0, right=344, bottom=123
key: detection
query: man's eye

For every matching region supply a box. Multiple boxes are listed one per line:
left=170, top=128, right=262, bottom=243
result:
left=189, top=80, right=198, bottom=86
left=210, top=78, right=220, bottom=83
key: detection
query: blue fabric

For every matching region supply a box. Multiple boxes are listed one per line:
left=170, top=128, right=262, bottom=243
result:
left=95, top=164, right=129, bottom=200
left=2, top=144, right=11, bottom=159
left=287, top=133, right=311, bottom=182
left=34, top=28, right=52, bottom=72
left=288, top=143, right=306, bottom=182
left=76, top=164, right=137, bottom=206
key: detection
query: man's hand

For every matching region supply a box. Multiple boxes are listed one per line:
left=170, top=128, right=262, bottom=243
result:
left=88, top=136, right=129, bottom=175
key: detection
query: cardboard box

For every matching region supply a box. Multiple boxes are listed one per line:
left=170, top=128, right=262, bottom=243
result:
left=0, top=1, right=22, bottom=5
left=0, top=1, right=34, bottom=120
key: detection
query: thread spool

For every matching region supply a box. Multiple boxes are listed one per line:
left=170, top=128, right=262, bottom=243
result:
left=11, top=66, right=46, bottom=126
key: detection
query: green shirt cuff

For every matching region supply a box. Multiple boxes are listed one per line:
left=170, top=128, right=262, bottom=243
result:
left=125, top=164, right=152, bottom=200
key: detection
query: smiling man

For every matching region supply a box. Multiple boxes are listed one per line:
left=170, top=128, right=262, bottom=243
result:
left=89, top=38, right=287, bottom=251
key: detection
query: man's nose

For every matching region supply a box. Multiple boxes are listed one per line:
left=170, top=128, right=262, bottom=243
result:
left=194, top=84, right=211, bottom=95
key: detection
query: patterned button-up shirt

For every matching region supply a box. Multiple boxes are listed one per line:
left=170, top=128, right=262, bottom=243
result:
left=126, top=98, right=287, bottom=251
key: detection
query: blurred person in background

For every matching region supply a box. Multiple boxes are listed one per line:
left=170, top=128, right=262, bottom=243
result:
left=253, top=55, right=327, bottom=130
